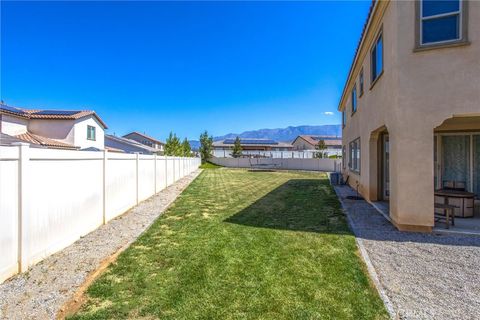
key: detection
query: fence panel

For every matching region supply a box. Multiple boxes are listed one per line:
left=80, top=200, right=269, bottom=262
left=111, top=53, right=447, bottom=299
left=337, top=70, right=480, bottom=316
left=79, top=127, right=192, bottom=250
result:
left=106, top=153, right=137, bottom=221
left=0, top=147, right=20, bottom=281
left=138, top=156, right=155, bottom=202
left=25, top=148, right=104, bottom=268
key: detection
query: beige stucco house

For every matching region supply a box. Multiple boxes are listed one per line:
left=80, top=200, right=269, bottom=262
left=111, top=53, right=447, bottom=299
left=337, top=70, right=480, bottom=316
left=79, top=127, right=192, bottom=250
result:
left=0, top=104, right=107, bottom=150
left=339, top=0, right=480, bottom=232
left=292, top=135, right=342, bottom=157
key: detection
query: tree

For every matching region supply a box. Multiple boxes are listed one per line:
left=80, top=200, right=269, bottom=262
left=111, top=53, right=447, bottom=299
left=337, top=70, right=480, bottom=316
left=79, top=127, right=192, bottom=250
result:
left=231, top=136, right=243, bottom=158
left=199, top=130, right=213, bottom=163
left=314, top=139, right=327, bottom=158
left=181, top=138, right=192, bottom=157
left=165, top=132, right=182, bottom=156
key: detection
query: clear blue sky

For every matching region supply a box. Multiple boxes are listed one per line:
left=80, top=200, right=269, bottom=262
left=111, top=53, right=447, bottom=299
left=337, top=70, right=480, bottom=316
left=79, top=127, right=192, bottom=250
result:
left=1, top=1, right=370, bottom=140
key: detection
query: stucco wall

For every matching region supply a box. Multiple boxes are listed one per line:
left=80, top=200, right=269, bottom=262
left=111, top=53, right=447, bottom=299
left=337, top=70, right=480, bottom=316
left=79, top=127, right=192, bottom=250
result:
left=73, top=117, right=105, bottom=149
left=340, top=1, right=480, bottom=231
left=28, top=119, right=75, bottom=144
left=1, top=114, right=29, bottom=135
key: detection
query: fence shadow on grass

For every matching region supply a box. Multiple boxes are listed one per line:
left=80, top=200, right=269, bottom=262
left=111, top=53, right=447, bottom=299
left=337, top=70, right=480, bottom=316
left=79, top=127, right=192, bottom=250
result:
left=224, top=179, right=351, bottom=235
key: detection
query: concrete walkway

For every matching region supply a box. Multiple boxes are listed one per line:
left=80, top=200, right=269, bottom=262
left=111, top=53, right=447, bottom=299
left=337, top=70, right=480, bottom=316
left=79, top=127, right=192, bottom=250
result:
left=0, top=170, right=201, bottom=320
left=335, top=185, right=480, bottom=320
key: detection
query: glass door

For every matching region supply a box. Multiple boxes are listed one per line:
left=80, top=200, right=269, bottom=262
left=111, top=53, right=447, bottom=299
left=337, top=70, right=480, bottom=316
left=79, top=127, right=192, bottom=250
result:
left=382, top=134, right=390, bottom=200
left=474, top=135, right=480, bottom=198
left=442, top=135, right=471, bottom=190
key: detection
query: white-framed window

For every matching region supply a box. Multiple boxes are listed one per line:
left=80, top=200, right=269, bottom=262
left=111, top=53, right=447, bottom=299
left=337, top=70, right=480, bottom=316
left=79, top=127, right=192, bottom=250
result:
left=351, top=85, right=357, bottom=114
left=342, top=145, right=346, bottom=169
left=87, top=125, right=96, bottom=141
left=349, top=138, right=361, bottom=173
left=371, top=32, right=383, bottom=84
left=342, top=110, right=346, bottom=127
left=420, top=0, right=462, bottom=45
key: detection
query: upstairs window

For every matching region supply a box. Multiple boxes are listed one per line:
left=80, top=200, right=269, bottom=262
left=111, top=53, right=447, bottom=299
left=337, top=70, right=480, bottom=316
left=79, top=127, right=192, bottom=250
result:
left=87, top=125, right=96, bottom=141
left=359, top=68, right=364, bottom=96
left=342, top=110, right=346, bottom=127
left=351, top=85, right=357, bottom=114
left=371, top=33, right=383, bottom=85
left=421, top=0, right=462, bottom=45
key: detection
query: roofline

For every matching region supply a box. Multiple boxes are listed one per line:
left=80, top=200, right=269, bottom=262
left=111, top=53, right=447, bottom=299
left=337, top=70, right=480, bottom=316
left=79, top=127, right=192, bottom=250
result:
left=338, top=0, right=383, bottom=112
left=123, top=131, right=165, bottom=145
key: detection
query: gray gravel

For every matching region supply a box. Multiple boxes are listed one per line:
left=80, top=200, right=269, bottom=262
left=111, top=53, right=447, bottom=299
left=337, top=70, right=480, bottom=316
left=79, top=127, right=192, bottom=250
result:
left=0, top=170, right=201, bottom=320
left=335, top=185, right=480, bottom=320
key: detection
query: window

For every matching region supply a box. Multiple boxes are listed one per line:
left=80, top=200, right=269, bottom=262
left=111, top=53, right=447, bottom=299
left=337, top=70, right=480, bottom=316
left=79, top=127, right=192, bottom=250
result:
left=371, top=33, right=383, bottom=85
left=342, top=145, right=346, bottom=169
left=87, top=125, right=96, bottom=141
left=359, top=68, right=364, bottom=96
left=420, top=0, right=463, bottom=45
left=351, top=85, right=357, bottom=114
left=349, top=138, right=361, bottom=173
left=342, top=110, right=346, bottom=127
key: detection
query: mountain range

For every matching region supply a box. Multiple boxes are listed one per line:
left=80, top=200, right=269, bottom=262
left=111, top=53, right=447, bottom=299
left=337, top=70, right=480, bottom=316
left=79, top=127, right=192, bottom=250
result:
left=189, top=124, right=341, bottom=150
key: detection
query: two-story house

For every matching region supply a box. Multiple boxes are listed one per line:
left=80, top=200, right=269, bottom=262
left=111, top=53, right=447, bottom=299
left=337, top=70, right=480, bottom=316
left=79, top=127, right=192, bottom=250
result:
left=339, top=0, right=479, bottom=232
left=122, top=131, right=165, bottom=153
left=292, top=135, right=342, bottom=157
left=0, top=104, right=107, bottom=150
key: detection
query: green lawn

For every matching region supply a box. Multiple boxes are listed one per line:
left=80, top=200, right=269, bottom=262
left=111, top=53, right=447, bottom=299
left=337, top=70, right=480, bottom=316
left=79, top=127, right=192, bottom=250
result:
left=71, top=169, right=387, bottom=320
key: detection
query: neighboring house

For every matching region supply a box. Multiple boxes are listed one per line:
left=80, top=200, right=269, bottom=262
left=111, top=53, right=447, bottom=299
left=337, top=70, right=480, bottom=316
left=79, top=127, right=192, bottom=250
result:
left=123, top=131, right=165, bottom=153
left=339, top=0, right=479, bottom=232
left=292, top=135, right=342, bottom=156
left=0, top=104, right=107, bottom=150
left=213, top=138, right=293, bottom=152
left=104, top=134, right=160, bottom=154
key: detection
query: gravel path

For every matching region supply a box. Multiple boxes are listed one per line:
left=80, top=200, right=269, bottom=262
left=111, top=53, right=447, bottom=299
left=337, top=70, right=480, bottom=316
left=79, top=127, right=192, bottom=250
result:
left=0, top=170, right=201, bottom=320
left=335, top=185, right=480, bottom=320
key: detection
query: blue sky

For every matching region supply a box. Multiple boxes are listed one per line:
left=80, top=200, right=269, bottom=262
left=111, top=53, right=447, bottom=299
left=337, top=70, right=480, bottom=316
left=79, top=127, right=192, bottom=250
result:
left=1, top=1, right=370, bottom=140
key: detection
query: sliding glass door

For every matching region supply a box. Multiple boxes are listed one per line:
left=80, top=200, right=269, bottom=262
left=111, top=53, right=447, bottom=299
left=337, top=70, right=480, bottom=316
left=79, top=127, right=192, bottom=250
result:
left=437, top=133, right=479, bottom=199
left=442, top=135, right=471, bottom=190
left=474, top=135, right=480, bottom=198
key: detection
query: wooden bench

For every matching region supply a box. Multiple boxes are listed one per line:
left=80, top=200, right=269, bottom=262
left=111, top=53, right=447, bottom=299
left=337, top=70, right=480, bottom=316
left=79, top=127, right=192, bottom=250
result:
left=434, top=203, right=456, bottom=229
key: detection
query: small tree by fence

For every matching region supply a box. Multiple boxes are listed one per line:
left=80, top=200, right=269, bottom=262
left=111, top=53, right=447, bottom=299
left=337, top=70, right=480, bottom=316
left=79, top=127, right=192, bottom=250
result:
left=314, top=139, right=327, bottom=158
left=199, top=130, right=213, bottom=163
left=231, top=136, right=243, bottom=158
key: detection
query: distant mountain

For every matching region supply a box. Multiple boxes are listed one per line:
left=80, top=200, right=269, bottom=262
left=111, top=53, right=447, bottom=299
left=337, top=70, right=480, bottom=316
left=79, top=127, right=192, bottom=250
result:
left=213, top=125, right=341, bottom=143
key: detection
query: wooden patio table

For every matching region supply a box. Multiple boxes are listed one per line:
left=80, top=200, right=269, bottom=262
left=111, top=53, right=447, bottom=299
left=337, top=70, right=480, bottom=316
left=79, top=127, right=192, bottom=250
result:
left=434, top=189, right=475, bottom=218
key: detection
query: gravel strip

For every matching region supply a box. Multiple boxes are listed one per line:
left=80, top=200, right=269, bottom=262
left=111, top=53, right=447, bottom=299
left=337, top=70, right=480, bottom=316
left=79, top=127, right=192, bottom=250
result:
left=0, top=170, right=202, bottom=320
left=335, top=185, right=480, bottom=320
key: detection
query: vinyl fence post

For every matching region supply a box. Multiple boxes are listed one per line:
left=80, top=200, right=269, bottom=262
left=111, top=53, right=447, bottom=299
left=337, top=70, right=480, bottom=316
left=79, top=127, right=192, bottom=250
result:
left=15, top=142, right=30, bottom=273
left=103, top=149, right=108, bottom=224
left=165, top=156, right=168, bottom=188
left=154, top=154, right=157, bottom=193
left=135, top=153, right=139, bottom=205
left=173, top=157, right=176, bottom=182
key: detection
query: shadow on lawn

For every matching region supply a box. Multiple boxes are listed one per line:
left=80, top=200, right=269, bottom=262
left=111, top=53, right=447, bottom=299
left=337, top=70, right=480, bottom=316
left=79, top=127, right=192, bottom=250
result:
left=224, top=179, right=351, bottom=235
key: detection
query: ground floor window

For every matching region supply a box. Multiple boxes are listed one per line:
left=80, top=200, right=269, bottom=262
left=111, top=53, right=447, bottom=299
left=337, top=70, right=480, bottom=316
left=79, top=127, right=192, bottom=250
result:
left=349, top=138, right=360, bottom=173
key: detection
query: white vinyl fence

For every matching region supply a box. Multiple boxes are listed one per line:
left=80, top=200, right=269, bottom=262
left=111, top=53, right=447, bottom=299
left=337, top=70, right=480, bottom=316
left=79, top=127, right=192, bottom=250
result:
left=0, top=144, right=200, bottom=283
left=211, top=156, right=342, bottom=172
left=213, top=149, right=342, bottom=158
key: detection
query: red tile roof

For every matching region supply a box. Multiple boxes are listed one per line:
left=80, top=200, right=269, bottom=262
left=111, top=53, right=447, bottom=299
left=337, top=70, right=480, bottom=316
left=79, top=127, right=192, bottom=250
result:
left=15, top=132, right=79, bottom=150
left=0, top=104, right=108, bottom=128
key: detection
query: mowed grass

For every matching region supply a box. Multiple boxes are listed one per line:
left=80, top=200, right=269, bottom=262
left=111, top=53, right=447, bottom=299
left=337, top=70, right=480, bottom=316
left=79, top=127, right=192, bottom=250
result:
left=70, top=169, right=388, bottom=320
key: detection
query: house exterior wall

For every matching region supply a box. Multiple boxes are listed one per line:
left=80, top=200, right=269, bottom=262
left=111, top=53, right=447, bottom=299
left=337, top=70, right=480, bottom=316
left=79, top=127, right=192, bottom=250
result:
left=340, top=0, right=480, bottom=232
left=28, top=119, right=76, bottom=144
left=73, top=117, right=105, bottom=149
left=28, top=116, right=105, bottom=149
left=292, top=139, right=315, bottom=150
left=0, top=114, right=29, bottom=135
left=123, top=133, right=164, bottom=151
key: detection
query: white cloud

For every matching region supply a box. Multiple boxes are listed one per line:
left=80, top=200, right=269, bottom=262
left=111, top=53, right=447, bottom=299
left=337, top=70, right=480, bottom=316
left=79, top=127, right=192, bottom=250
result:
left=324, top=111, right=334, bottom=116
